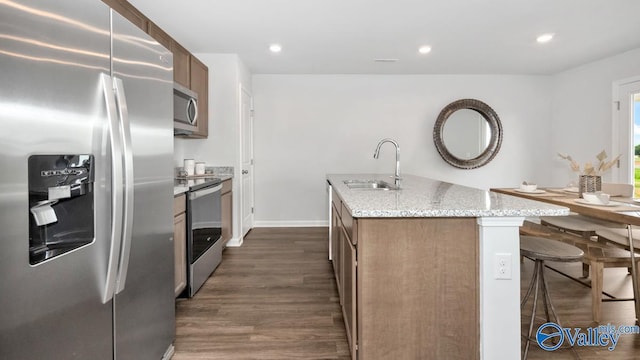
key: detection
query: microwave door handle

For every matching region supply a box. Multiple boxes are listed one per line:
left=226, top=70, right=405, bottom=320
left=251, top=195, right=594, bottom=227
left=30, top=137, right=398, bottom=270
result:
left=189, top=184, right=222, bottom=200
left=113, top=77, right=135, bottom=295
left=100, top=73, right=124, bottom=304
left=188, top=97, right=198, bottom=125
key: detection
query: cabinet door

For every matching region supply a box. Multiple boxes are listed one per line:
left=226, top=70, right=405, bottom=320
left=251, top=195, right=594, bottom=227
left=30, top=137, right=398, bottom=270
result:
left=173, top=213, right=187, bottom=297
left=221, top=188, right=232, bottom=245
left=341, top=226, right=357, bottom=359
left=172, top=42, right=190, bottom=88
left=102, top=0, right=147, bottom=31
left=190, top=56, right=209, bottom=138
left=331, top=205, right=341, bottom=296
left=147, top=21, right=172, bottom=51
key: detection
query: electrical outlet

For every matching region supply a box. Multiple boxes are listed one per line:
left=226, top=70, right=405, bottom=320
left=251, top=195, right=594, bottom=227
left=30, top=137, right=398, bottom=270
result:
left=495, top=253, right=512, bottom=280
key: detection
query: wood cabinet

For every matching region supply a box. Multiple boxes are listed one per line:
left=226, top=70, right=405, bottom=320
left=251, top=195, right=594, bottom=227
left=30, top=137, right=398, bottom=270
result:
left=340, top=222, right=357, bottom=359
left=221, top=179, right=233, bottom=245
left=330, top=190, right=342, bottom=297
left=101, top=0, right=147, bottom=31
left=330, top=190, right=480, bottom=359
left=331, top=195, right=356, bottom=359
left=146, top=21, right=171, bottom=50
left=173, top=194, right=187, bottom=297
left=103, top=0, right=209, bottom=138
left=172, top=42, right=191, bottom=89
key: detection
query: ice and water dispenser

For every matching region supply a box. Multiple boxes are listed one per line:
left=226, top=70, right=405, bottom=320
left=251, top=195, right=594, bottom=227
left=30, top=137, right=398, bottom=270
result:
left=28, top=155, right=95, bottom=265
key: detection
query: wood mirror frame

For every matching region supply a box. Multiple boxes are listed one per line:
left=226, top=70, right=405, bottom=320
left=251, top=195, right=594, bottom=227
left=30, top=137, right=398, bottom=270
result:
left=433, top=98, right=503, bottom=169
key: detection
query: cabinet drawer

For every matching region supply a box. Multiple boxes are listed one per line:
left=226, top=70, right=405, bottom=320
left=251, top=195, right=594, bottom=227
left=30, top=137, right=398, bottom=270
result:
left=173, top=194, right=186, bottom=216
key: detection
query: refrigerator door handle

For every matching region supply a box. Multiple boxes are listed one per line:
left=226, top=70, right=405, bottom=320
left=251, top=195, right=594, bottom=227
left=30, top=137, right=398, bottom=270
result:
left=113, top=77, right=135, bottom=294
left=101, top=73, right=125, bottom=304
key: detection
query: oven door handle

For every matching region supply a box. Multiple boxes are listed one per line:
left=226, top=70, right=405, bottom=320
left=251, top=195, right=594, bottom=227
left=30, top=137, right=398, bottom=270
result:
left=190, top=184, right=222, bottom=200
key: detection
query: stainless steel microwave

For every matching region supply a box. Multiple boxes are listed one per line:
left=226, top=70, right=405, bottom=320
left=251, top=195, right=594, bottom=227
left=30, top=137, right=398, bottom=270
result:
left=173, top=83, right=198, bottom=134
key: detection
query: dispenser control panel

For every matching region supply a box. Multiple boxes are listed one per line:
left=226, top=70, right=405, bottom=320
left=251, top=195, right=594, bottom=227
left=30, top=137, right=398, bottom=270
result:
left=28, top=154, right=95, bottom=265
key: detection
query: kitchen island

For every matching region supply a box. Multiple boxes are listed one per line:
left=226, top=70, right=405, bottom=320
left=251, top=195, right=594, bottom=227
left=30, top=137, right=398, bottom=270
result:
left=326, top=174, right=569, bottom=360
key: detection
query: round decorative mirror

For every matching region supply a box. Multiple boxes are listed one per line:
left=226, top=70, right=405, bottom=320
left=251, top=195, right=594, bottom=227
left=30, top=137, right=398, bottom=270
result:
left=433, top=99, right=502, bottom=169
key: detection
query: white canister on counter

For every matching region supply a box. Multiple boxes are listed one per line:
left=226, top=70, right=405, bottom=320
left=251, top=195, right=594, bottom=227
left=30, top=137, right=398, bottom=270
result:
left=195, top=162, right=206, bottom=175
left=184, top=159, right=195, bottom=176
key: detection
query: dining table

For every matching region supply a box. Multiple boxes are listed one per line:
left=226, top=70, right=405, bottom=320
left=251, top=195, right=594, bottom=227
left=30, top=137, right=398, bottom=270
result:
left=491, top=186, right=640, bottom=324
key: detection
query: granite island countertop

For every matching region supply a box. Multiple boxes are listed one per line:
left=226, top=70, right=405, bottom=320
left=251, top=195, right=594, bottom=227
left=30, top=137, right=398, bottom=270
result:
left=327, top=173, right=569, bottom=218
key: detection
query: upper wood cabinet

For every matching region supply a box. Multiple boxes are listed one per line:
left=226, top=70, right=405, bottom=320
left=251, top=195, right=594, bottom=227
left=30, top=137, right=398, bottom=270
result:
left=146, top=21, right=171, bottom=50
left=172, top=42, right=191, bottom=89
left=102, top=0, right=147, bottom=31
left=104, top=0, right=209, bottom=139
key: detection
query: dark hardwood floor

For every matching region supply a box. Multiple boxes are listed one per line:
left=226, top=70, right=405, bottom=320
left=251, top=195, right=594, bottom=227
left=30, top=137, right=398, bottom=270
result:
left=173, top=227, right=349, bottom=360
left=173, top=227, right=640, bottom=359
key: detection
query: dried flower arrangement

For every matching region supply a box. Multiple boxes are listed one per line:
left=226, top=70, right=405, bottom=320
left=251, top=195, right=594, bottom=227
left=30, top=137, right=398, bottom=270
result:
left=557, top=150, right=621, bottom=176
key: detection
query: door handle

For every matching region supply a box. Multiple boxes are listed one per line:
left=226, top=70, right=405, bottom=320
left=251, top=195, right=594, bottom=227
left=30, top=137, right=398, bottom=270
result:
left=113, top=77, right=134, bottom=295
left=242, top=170, right=249, bottom=175
left=100, top=73, right=124, bottom=304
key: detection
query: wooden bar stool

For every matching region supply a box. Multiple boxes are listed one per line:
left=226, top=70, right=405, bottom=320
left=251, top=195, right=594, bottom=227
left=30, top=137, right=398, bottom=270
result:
left=520, top=235, right=584, bottom=359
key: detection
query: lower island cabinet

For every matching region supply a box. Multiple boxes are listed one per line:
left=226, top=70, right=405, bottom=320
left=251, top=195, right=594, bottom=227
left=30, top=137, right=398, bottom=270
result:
left=340, top=222, right=357, bottom=359
left=331, top=197, right=357, bottom=359
left=173, top=194, right=187, bottom=297
left=330, top=192, right=341, bottom=296
left=330, top=191, right=480, bottom=360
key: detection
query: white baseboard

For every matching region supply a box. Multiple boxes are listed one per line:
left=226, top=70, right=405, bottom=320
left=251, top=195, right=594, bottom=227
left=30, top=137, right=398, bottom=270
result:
left=225, top=237, right=243, bottom=247
left=253, top=220, right=329, bottom=228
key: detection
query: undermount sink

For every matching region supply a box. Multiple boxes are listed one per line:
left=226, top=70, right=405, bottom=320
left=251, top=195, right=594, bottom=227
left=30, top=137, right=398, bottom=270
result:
left=343, top=179, right=398, bottom=190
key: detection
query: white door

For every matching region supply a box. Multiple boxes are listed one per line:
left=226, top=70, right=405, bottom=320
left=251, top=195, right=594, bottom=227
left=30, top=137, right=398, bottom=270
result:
left=613, top=78, right=640, bottom=192
left=241, top=87, right=254, bottom=237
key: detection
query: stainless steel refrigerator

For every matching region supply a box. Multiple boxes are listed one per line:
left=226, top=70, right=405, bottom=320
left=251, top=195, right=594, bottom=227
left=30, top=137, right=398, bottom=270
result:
left=0, top=1, right=176, bottom=359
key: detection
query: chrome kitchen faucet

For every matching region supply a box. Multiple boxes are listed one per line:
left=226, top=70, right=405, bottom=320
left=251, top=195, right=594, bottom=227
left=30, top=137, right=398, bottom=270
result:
left=373, top=138, right=401, bottom=188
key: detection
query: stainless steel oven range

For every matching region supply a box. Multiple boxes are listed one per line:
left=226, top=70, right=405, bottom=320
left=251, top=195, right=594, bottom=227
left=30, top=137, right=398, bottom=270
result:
left=176, top=177, right=223, bottom=297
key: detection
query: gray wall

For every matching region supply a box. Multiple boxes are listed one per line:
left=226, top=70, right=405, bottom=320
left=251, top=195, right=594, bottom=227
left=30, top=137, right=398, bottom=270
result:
left=550, top=48, right=640, bottom=186
left=252, top=74, right=552, bottom=226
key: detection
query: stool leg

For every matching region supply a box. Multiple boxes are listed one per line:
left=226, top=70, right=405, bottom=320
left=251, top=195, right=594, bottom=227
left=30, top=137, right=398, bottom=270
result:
left=523, top=260, right=542, bottom=360
left=521, top=259, right=539, bottom=309
left=539, top=262, right=553, bottom=323
left=540, top=262, right=561, bottom=326
left=539, top=262, right=580, bottom=359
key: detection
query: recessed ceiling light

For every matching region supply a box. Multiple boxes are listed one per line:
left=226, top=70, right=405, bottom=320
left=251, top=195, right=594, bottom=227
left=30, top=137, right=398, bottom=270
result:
left=536, top=33, right=554, bottom=44
left=418, top=46, right=432, bottom=54
left=269, top=44, right=282, bottom=53
left=374, top=58, right=399, bottom=62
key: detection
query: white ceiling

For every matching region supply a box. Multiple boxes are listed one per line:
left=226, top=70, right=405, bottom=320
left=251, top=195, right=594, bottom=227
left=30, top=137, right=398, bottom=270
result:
left=128, top=0, right=640, bottom=75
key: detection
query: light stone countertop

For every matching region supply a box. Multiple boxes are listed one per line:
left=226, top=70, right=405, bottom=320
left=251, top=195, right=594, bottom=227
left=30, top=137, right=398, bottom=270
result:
left=327, top=173, right=569, bottom=218
left=174, top=185, right=189, bottom=196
